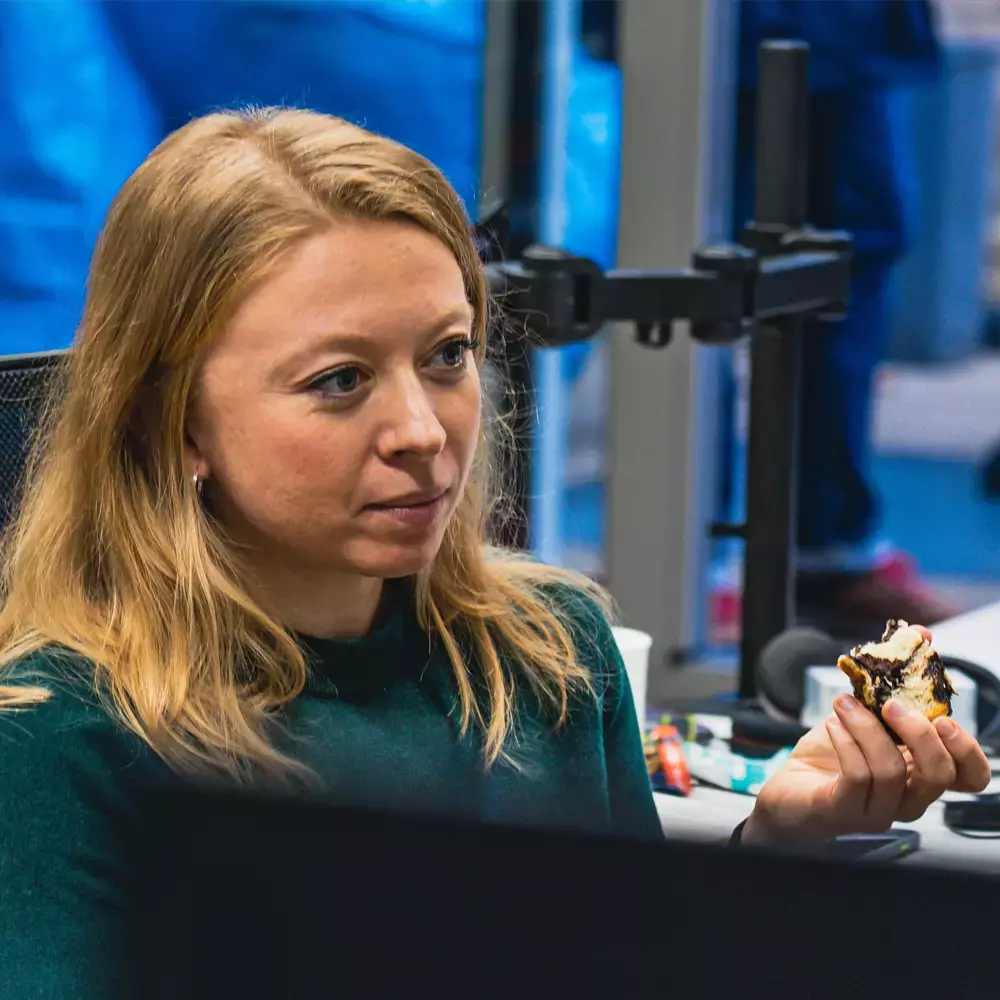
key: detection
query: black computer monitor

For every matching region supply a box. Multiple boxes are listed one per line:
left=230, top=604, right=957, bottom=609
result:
left=130, top=789, right=996, bottom=999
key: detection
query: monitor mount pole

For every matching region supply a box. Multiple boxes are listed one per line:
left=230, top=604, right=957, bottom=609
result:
left=483, top=41, right=852, bottom=698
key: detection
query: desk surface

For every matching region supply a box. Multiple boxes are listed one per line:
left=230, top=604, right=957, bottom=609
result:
left=655, top=784, right=1000, bottom=872
left=656, top=600, right=1000, bottom=871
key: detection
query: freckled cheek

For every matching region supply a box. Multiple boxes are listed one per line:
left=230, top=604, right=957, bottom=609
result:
left=229, top=413, right=368, bottom=504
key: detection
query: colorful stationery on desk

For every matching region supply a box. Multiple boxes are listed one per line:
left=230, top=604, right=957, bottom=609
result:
left=643, top=724, right=693, bottom=796
left=646, top=713, right=792, bottom=797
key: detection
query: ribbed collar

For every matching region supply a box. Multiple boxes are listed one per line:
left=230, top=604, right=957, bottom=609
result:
left=295, top=580, right=427, bottom=698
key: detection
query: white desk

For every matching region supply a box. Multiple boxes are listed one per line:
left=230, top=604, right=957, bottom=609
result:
left=656, top=600, right=1000, bottom=872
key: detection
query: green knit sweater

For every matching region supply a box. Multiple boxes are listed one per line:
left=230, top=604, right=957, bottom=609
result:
left=0, top=583, right=661, bottom=998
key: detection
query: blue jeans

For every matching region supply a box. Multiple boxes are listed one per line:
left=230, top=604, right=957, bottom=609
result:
left=732, top=87, right=919, bottom=573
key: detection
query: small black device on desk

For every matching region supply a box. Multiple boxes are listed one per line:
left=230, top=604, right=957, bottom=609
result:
left=827, top=829, right=920, bottom=862
left=944, top=794, right=1000, bottom=836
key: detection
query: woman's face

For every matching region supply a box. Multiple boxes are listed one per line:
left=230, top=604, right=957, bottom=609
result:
left=186, top=218, right=482, bottom=581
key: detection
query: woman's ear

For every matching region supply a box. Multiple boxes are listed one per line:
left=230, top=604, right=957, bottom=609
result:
left=184, top=405, right=212, bottom=483
left=183, top=442, right=210, bottom=483
left=131, top=371, right=212, bottom=483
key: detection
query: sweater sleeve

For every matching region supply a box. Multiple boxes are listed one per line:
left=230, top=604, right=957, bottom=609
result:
left=598, top=630, right=665, bottom=842
left=551, top=584, right=664, bottom=842
left=0, top=662, right=152, bottom=999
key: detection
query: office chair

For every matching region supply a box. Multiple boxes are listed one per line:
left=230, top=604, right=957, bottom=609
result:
left=0, top=351, right=67, bottom=542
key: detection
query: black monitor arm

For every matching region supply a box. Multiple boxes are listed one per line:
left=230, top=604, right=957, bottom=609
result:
left=483, top=41, right=854, bottom=699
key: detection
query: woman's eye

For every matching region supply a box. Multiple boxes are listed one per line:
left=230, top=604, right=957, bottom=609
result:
left=432, top=338, right=477, bottom=369
left=311, top=366, right=365, bottom=397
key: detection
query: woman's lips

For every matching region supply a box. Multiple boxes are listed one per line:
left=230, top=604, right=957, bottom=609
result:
left=362, top=491, right=449, bottom=528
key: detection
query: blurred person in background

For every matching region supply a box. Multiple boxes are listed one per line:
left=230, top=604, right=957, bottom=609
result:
left=734, top=0, right=956, bottom=635
left=0, top=0, right=483, bottom=355
left=0, top=1, right=159, bottom=353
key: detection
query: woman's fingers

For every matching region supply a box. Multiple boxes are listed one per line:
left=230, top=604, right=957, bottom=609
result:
left=884, top=700, right=955, bottom=821
left=833, top=695, right=907, bottom=831
left=825, top=713, right=872, bottom=823
left=886, top=702, right=990, bottom=821
left=932, top=716, right=991, bottom=792
left=884, top=701, right=956, bottom=787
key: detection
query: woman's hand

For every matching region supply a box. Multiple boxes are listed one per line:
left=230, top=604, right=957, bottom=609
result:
left=743, top=628, right=991, bottom=845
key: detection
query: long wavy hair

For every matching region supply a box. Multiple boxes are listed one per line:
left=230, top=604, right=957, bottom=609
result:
left=0, top=108, right=612, bottom=783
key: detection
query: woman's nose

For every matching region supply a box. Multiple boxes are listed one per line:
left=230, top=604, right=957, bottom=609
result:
left=377, top=376, right=447, bottom=458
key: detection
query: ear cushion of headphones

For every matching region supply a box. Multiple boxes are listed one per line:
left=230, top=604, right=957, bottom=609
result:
left=756, top=626, right=843, bottom=720
left=938, top=655, right=1000, bottom=745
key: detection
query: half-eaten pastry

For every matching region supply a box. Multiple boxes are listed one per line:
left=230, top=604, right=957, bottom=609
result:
left=837, top=619, right=954, bottom=739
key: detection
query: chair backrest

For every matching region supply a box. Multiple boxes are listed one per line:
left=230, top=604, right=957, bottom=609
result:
left=0, top=351, right=68, bottom=542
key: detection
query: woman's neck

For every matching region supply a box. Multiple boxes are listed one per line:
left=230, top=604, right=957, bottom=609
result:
left=253, top=566, right=385, bottom=639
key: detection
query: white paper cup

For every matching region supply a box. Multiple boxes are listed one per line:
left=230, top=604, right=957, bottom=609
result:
left=611, top=627, right=653, bottom=729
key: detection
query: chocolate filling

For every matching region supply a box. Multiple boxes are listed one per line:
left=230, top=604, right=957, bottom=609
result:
left=928, top=658, right=956, bottom=708
left=844, top=620, right=954, bottom=741
left=882, top=619, right=904, bottom=642
left=847, top=653, right=908, bottom=741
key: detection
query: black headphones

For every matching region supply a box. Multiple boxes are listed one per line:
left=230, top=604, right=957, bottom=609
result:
left=751, top=626, right=1000, bottom=751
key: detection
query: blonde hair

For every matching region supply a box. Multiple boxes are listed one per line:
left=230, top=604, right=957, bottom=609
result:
left=0, top=108, right=613, bottom=783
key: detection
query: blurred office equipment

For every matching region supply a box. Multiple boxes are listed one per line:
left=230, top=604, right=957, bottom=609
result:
left=489, top=40, right=852, bottom=702
left=491, top=0, right=737, bottom=689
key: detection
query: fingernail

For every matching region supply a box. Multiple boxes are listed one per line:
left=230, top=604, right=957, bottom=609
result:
left=936, top=717, right=957, bottom=739
left=834, top=695, right=857, bottom=715
left=883, top=700, right=911, bottom=725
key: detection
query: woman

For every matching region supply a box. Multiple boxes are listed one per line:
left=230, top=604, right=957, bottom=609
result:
left=0, top=108, right=988, bottom=997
